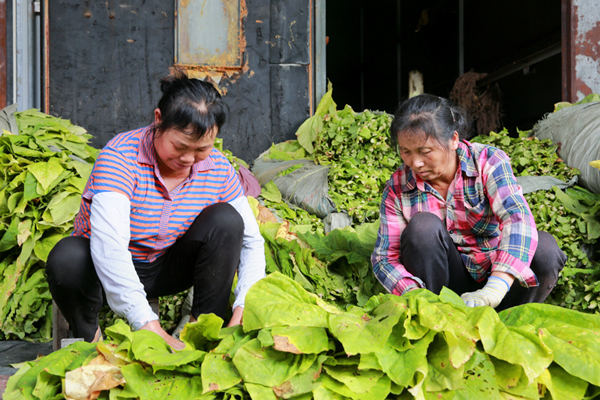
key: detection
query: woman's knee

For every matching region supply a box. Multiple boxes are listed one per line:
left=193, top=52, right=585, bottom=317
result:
left=46, top=236, right=95, bottom=286
left=530, top=231, right=566, bottom=284
left=401, top=212, right=446, bottom=246
left=189, top=202, right=244, bottom=241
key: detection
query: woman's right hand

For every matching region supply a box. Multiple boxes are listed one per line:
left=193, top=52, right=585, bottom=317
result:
left=140, top=319, right=185, bottom=351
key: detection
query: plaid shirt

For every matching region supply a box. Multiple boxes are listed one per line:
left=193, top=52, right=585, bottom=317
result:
left=372, top=140, right=538, bottom=295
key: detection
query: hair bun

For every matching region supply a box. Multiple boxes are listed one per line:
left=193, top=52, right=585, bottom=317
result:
left=159, top=67, right=189, bottom=94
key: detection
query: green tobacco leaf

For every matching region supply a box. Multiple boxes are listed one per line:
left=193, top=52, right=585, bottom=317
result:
left=536, top=363, right=588, bottom=400
left=319, top=371, right=391, bottom=400
left=4, top=341, right=95, bottom=400
left=322, top=364, right=384, bottom=394
left=243, top=273, right=329, bottom=331
left=315, top=82, right=336, bottom=118
left=27, top=157, right=64, bottom=192
left=232, top=338, right=305, bottom=387
left=469, top=307, right=552, bottom=385
left=298, top=226, right=374, bottom=264
left=23, top=172, right=40, bottom=200
left=47, top=192, right=81, bottom=226
left=425, top=334, right=465, bottom=392
left=261, top=180, right=282, bottom=203
left=271, top=326, right=330, bottom=354
left=453, top=348, right=499, bottom=400
left=180, top=313, right=224, bottom=351
left=0, top=216, right=20, bottom=252
left=328, top=299, right=405, bottom=355
left=375, top=330, right=436, bottom=387
left=33, top=232, right=64, bottom=262
left=129, top=330, right=205, bottom=372
left=120, top=363, right=206, bottom=400
left=500, top=303, right=600, bottom=386
left=244, top=383, right=278, bottom=400
left=201, top=352, right=241, bottom=393
left=296, top=115, right=323, bottom=154
left=272, top=354, right=326, bottom=398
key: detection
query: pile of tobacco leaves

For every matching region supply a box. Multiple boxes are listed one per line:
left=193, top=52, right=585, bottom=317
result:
left=5, top=273, right=600, bottom=400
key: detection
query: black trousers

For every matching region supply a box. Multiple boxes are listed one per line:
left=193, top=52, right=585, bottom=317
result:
left=400, top=212, right=567, bottom=311
left=46, top=202, right=244, bottom=341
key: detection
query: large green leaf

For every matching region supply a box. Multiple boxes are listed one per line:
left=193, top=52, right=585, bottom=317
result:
left=328, top=299, right=405, bottom=355
left=469, top=307, right=552, bottom=384
left=26, top=157, right=64, bottom=192
left=425, top=334, right=465, bottom=392
left=453, top=348, right=499, bottom=400
left=120, top=363, right=206, bottom=400
left=201, top=352, right=241, bottom=393
left=232, top=338, right=305, bottom=387
left=271, top=326, right=330, bottom=354
left=322, top=364, right=384, bottom=394
left=375, top=330, right=436, bottom=387
left=318, top=371, right=391, bottom=400
left=243, top=273, right=330, bottom=331
left=296, top=115, right=324, bottom=154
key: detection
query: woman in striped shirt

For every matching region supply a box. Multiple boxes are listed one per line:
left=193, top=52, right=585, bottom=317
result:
left=46, top=70, right=265, bottom=350
left=371, top=94, right=566, bottom=310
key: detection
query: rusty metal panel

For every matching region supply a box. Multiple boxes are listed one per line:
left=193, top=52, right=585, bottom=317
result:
left=563, top=0, right=600, bottom=102
left=176, top=0, right=242, bottom=67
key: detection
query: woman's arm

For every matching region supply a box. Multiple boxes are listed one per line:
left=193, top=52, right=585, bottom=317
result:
left=90, top=192, right=184, bottom=349
left=227, top=195, right=266, bottom=325
left=371, top=180, right=423, bottom=295
left=483, top=148, right=538, bottom=286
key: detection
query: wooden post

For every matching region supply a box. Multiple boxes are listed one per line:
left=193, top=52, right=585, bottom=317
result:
left=52, top=300, right=69, bottom=351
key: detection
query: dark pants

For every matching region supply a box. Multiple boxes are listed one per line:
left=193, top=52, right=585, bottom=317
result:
left=46, top=202, right=244, bottom=341
left=400, top=212, right=566, bottom=311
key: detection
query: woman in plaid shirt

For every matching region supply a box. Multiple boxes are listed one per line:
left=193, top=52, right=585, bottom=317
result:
left=371, top=94, right=566, bottom=310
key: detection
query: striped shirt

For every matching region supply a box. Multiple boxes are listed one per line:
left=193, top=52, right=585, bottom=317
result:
left=73, top=125, right=244, bottom=261
left=372, top=140, right=538, bottom=295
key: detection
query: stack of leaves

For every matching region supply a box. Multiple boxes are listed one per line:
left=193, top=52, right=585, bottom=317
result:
left=294, top=84, right=400, bottom=224
left=0, top=109, right=98, bottom=341
left=260, top=181, right=325, bottom=235
left=248, top=196, right=384, bottom=308
left=470, top=128, right=600, bottom=314
left=7, top=273, right=600, bottom=400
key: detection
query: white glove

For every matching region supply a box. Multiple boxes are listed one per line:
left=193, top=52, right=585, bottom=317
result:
left=461, top=276, right=511, bottom=308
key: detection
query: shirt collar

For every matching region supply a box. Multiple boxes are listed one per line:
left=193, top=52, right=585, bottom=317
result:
left=137, top=125, right=218, bottom=174
left=399, top=140, right=478, bottom=193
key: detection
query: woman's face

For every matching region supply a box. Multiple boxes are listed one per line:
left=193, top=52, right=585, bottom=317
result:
left=396, top=130, right=459, bottom=183
left=154, top=127, right=217, bottom=176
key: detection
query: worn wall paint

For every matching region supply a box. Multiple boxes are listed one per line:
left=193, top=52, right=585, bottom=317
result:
left=572, top=0, right=600, bottom=100
left=49, top=0, right=311, bottom=163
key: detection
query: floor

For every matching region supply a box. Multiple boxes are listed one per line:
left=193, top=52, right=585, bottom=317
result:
left=0, top=341, right=53, bottom=398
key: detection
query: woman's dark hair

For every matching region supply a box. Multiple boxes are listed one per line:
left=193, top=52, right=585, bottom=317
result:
left=390, top=94, right=472, bottom=150
left=153, top=67, right=228, bottom=140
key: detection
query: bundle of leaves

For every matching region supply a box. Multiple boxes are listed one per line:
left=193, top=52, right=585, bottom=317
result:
left=470, top=128, right=600, bottom=314
left=260, top=181, right=325, bottom=236
left=7, top=273, right=600, bottom=400
left=0, top=110, right=98, bottom=341
left=248, top=195, right=383, bottom=309
left=294, top=84, right=400, bottom=225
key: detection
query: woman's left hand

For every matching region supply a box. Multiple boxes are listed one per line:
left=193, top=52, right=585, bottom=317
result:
left=461, top=272, right=514, bottom=308
left=227, top=306, right=243, bottom=327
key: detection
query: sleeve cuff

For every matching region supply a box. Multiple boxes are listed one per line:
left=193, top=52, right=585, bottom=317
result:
left=492, top=251, right=538, bottom=288
left=393, top=277, right=425, bottom=296
left=125, top=302, right=159, bottom=331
